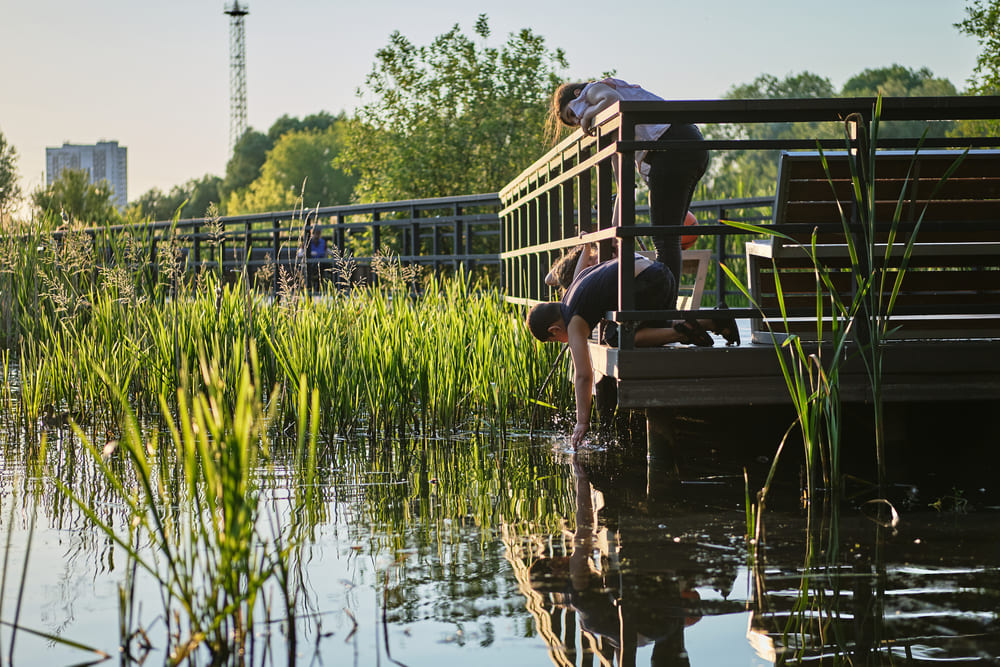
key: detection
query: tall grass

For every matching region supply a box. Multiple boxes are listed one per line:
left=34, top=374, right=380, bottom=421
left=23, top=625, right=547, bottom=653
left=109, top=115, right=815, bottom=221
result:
left=2, top=216, right=570, bottom=439
left=3, top=367, right=575, bottom=663
left=54, top=354, right=314, bottom=663
left=823, top=105, right=967, bottom=488
left=725, top=97, right=965, bottom=552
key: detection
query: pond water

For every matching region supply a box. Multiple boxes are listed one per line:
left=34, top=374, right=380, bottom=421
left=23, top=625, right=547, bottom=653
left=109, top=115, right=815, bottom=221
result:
left=2, top=410, right=999, bottom=665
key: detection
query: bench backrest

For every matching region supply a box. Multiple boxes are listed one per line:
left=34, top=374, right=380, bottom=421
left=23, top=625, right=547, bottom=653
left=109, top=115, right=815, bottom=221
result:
left=749, top=149, right=1000, bottom=342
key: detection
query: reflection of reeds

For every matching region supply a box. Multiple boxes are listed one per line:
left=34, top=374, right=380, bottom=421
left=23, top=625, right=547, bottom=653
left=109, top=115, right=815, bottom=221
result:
left=55, top=356, right=317, bottom=664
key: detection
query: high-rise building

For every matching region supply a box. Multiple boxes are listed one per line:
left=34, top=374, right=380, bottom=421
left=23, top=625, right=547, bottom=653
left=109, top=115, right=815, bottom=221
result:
left=46, top=141, right=128, bottom=210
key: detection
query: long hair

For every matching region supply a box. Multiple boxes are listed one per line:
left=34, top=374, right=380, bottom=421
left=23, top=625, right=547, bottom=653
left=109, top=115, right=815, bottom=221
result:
left=544, top=81, right=589, bottom=146
left=548, top=245, right=586, bottom=292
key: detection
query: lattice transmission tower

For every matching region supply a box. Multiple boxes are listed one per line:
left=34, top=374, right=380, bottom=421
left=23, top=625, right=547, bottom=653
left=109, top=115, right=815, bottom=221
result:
left=225, top=1, right=249, bottom=151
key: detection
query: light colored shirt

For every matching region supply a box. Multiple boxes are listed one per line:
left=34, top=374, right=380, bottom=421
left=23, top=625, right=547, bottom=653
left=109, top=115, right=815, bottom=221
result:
left=566, top=77, right=671, bottom=184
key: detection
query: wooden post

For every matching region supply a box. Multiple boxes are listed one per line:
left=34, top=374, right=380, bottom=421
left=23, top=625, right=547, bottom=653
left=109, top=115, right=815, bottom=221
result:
left=646, top=407, right=680, bottom=502
left=272, top=217, right=281, bottom=297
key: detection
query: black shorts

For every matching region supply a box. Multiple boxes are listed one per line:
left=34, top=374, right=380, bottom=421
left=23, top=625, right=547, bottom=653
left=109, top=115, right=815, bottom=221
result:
left=600, top=262, right=676, bottom=345
left=634, top=262, right=677, bottom=329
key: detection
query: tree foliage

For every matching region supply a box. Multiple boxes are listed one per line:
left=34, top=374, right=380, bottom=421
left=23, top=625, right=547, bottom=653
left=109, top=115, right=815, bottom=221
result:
left=842, top=64, right=958, bottom=138
left=221, top=129, right=271, bottom=201
left=956, top=0, right=1000, bottom=94
left=129, top=174, right=223, bottom=221
left=32, top=168, right=121, bottom=225
left=705, top=72, right=839, bottom=197
left=225, top=126, right=357, bottom=214
left=955, top=0, right=1000, bottom=134
left=703, top=66, right=962, bottom=198
left=0, top=129, right=22, bottom=219
left=220, top=112, right=349, bottom=208
left=841, top=64, right=958, bottom=98
left=337, top=14, right=567, bottom=202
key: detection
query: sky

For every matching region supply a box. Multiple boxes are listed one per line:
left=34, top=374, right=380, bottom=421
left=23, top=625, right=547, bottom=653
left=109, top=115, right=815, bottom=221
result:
left=0, top=0, right=982, bottom=212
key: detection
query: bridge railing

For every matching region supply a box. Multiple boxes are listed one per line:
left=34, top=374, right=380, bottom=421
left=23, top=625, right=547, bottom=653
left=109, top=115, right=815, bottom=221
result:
left=498, top=95, right=1000, bottom=349
left=56, top=193, right=502, bottom=294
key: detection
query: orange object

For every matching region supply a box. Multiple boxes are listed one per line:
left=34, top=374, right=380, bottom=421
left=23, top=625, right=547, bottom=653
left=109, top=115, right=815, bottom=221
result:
left=682, top=211, right=698, bottom=250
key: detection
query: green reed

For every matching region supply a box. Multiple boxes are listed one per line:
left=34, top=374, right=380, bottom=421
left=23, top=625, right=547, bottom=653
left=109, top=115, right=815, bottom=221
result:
left=823, top=104, right=967, bottom=489
left=5, top=225, right=570, bottom=439
left=53, top=354, right=316, bottom=664
left=728, top=99, right=969, bottom=567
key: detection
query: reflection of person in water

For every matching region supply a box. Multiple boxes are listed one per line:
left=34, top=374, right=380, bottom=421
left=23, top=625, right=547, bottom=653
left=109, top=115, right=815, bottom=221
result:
left=529, top=452, right=697, bottom=666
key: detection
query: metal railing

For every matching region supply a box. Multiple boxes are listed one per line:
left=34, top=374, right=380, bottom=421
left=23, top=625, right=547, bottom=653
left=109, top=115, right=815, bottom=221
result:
left=57, top=193, right=502, bottom=294
left=498, top=95, right=1000, bottom=349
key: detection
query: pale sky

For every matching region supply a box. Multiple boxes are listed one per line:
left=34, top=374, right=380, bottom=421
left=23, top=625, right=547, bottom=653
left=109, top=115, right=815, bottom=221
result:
left=0, top=0, right=981, bottom=211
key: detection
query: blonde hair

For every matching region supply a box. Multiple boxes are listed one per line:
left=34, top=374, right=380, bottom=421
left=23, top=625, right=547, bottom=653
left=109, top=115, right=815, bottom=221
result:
left=544, top=81, right=589, bottom=146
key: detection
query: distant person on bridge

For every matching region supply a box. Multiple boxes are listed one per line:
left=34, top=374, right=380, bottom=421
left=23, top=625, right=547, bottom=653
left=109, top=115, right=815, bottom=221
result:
left=307, top=225, right=327, bottom=260
left=547, top=77, right=709, bottom=308
left=525, top=257, right=739, bottom=448
left=297, top=225, right=328, bottom=288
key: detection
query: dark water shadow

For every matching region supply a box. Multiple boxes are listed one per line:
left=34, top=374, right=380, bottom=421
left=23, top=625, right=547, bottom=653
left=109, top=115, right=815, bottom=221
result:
left=515, top=405, right=1000, bottom=665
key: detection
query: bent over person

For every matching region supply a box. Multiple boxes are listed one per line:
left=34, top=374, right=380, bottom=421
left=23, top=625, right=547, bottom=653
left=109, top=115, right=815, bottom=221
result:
left=526, top=256, right=738, bottom=448
left=547, top=77, right=709, bottom=309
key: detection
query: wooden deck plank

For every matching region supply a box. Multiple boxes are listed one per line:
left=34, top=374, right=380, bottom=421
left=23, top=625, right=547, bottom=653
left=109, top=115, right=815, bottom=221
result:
left=589, top=323, right=1000, bottom=409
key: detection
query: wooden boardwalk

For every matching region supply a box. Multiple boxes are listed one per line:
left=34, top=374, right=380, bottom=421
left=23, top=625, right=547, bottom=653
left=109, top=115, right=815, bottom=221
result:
left=499, top=97, right=1000, bottom=418
left=590, top=325, right=1000, bottom=409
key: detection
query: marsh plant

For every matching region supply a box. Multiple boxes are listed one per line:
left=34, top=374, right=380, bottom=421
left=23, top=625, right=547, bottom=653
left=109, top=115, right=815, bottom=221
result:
left=3, top=214, right=570, bottom=440
left=57, top=356, right=318, bottom=664
left=726, top=97, right=965, bottom=552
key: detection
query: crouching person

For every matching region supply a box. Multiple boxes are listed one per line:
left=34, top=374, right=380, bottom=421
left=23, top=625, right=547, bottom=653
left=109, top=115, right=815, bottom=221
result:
left=525, top=257, right=738, bottom=448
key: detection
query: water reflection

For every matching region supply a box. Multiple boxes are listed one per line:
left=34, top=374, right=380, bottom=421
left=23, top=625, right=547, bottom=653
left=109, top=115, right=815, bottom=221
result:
left=508, top=446, right=747, bottom=666
left=507, top=431, right=1000, bottom=666
left=4, top=410, right=1000, bottom=665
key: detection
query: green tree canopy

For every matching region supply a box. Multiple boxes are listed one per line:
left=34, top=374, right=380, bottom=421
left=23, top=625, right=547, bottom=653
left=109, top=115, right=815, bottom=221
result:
left=226, top=125, right=357, bottom=214
left=32, top=168, right=121, bottom=226
left=0, top=130, right=22, bottom=220
left=221, top=129, right=271, bottom=201
left=705, top=71, right=839, bottom=197
left=129, top=174, right=223, bottom=221
left=841, top=64, right=958, bottom=97
left=221, top=112, right=349, bottom=205
left=955, top=0, right=1000, bottom=134
left=956, top=0, right=1000, bottom=94
left=337, top=14, right=567, bottom=202
left=842, top=64, right=958, bottom=138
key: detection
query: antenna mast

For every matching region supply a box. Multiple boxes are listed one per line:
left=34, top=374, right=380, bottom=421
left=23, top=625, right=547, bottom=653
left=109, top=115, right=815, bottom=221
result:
left=225, top=2, right=249, bottom=150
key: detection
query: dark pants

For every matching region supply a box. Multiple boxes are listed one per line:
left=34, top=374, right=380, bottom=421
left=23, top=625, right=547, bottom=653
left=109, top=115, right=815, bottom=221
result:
left=602, top=262, right=676, bottom=346
left=646, top=123, right=710, bottom=308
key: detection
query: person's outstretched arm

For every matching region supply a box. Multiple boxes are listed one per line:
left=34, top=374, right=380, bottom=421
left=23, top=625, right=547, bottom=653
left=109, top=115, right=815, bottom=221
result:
left=578, top=82, right=622, bottom=135
left=567, top=317, right=594, bottom=448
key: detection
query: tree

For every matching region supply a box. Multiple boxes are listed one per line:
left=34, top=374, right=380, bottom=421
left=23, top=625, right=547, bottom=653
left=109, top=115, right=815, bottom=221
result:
left=956, top=0, right=1000, bottom=94
left=841, top=64, right=958, bottom=97
left=0, top=129, right=22, bottom=220
left=955, top=0, right=1000, bottom=133
left=130, top=174, right=223, bottom=221
left=221, top=113, right=348, bottom=206
left=705, top=72, right=838, bottom=197
left=221, top=129, right=270, bottom=202
left=337, top=14, right=567, bottom=202
left=226, top=126, right=357, bottom=214
left=842, top=65, right=958, bottom=138
left=32, top=168, right=121, bottom=225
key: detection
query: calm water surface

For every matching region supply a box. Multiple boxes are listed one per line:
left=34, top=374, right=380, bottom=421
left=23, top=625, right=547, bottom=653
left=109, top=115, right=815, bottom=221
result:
left=2, top=413, right=999, bottom=665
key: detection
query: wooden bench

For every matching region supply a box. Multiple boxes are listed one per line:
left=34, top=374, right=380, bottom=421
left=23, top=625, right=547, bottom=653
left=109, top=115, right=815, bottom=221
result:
left=746, top=149, right=1000, bottom=344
